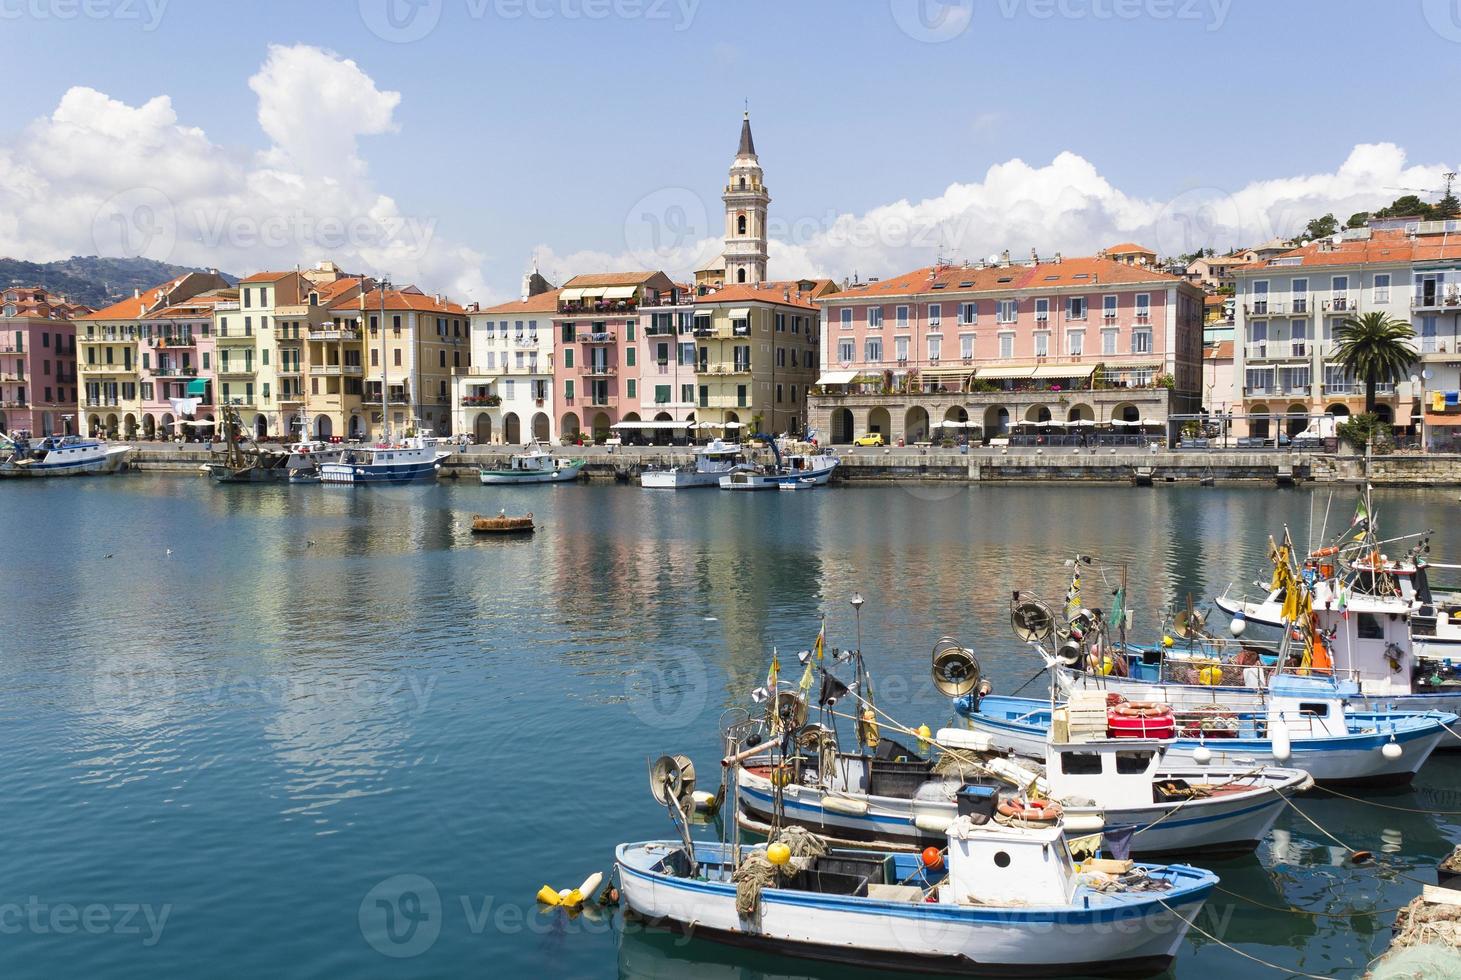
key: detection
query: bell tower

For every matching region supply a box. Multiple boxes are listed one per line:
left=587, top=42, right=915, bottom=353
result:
left=722, top=110, right=770, bottom=285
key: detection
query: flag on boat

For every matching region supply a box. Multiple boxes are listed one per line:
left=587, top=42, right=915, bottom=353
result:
left=813, top=623, right=825, bottom=661
left=798, top=660, right=814, bottom=695
left=1065, top=572, right=1082, bottom=619
left=1350, top=494, right=1369, bottom=533
left=818, top=673, right=850, bottom=706
left=766, top=650, right=780, bottom=689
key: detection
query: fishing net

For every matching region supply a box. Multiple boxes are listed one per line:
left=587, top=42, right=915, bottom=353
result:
left=932, top=748, right=996, bottom=780
left=731, top=826, right=828, bottom=918
left=1387, top=895, right=1461, bottom=951
left=1368, top=942, right=1461, bottom=979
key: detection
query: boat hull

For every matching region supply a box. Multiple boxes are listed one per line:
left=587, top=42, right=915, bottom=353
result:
left=2, top=446, right=131, bottom=476
left=719, top=458, right=838, bottom=490
left=616, top=840, right=1210, bottom=978
left=478, top=464, right=582, bottom=485
left=320, top=456, right=448, bottom=485
left=957, top=695, right=1451, bottom=786
left=1057, top=667, right=1461, bottom=750
left=640, top=469, right=725, bottom=489
left=734, top=765, right=1300, bottom=857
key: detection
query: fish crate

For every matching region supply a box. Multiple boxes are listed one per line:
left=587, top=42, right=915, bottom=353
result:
left=1066, top=691, right=1110, bottom=738
left=867, top=757, right=933, bottom=799
left=785, top=867, right=870, bottom=896
left=812, top=854, right=893, bottom=886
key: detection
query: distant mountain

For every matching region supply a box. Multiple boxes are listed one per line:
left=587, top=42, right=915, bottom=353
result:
left=0, top=256, right=238, bottom=310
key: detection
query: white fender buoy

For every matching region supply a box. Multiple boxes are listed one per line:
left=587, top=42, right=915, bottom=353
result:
left=1229, top=611, right=1247, bottom=637
left=1271, top=720, right=1292, bottom=763
left=577, top=871, right=603, bottom=904
left=1192, top=743, right=1212, bottom=765
left=1381, top=737, right=1403, bottom=760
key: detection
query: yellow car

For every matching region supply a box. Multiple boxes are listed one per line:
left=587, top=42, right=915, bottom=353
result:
left=853, top=433, right=885, bottom=447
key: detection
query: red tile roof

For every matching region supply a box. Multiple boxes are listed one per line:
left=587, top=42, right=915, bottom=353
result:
left=562, top=271, right=669, bottom=288
left=818, top=257, right=1186, bottom=302
left=327, top=288, right=467, bottom=316
left=239, top=271, right=294, bottom=283
left=1237, top=229, right=1461, bottom=271
left=478, top=289, right=562, bottom=315
left=1106, top=242, right=1156, bottom=254
left=694, top=281, right=822, bottom=311
left=1206, top=341, right=1233, bottom=360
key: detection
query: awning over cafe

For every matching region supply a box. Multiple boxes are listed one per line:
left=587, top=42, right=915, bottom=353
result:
left=1032, top=363, right=1096, bottom=379
left=975, top=366, right=1036, bottom=380
left=816, top=370, right=859, bottom=385
left=601, top=286, right=637, bottom=299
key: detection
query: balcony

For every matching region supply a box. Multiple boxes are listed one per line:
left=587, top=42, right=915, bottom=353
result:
left=577, top=332, right=615, bottom=344
left=155, top=336, right=197, bottom=348
left=1, top=399, right=29, bottom=408
left=559, top=301, right=637, bottom=316
left=462, top=395, right=501, bottom=407
left=312, top=364, right=362, bottom=377
left=217, top=365, right=255, bottom=377
left=215, top=332, right=256, bottom=344
left=1246, top=301, right=1284, bottom=317
left=152, top=367, right=198, bottom=378
left=641, top=294, right=689, bottom=308
left=83, top=363, right=137, bottom=375
left=513, top=334, right=540, bottom=347
left=0, top=344, right=22, bottom=353
left=583, top=365, right=617, bottom=377
left=692, top=326, right=714, bottom=338
left=703, top=363, right=752, bottom=376
left=213, top=301, right=240, bottom=311
left=221, top=397, right=256, bottom=407
left=714, top=324, right=752, bottom=339
left=83, top=399, right=122, bottom=408
left=1323, top=297, right=1352, bottom=313
left=0, top=372, right=24, bottom=383
left=1413, top=291, right=1461, bottom=311
left=307, top=328, right=361, bottom=342
left=586, top=395, right=616, bottom=407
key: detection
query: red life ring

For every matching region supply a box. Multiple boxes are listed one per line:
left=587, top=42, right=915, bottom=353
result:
left=997, top=798, right=1064, bottom=822
left=1112, top=701, right=1172, bottom=719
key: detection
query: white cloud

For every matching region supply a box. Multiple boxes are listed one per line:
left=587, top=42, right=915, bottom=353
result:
left=0, top=44, right=492, bottom=304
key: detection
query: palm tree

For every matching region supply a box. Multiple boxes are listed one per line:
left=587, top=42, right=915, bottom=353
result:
left=1332, top=311, right=1416, bottom=413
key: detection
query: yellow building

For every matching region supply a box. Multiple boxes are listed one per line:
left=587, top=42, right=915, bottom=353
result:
left=323, top=285, right=470, bottom=440
left=692, top=280, right=834, bottom=435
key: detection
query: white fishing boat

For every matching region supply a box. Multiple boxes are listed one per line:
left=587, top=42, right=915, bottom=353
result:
left=719, top=452, right=837, bottom=490
left=479, top=443, right=584, bottom=484
left=957, top=675, right=1454, bottom=787
left=641, top=440, right=750, bottom=489
left=0, top=433, right=131, bottom=477
left=319, top=435, right=452, bottom=485
left=619, top=766, right=1217, bottom=977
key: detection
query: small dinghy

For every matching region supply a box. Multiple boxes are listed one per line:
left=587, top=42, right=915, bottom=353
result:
left=617, top=756, right=1217, bottom=977
left=471, top=510, right=535, bottom=534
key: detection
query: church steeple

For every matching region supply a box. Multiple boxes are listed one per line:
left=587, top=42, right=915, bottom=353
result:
left=737, top=110, right=756, bottom=158
left=722, top=110, right=770, bottom=285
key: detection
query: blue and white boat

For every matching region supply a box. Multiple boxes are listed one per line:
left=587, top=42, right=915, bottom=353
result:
left=319, top=436, right=452, bottom=485
left=956, top=674, right=1454, bottom=787
left=0, top=433, right=131, bottom=477
left=735, top=732, right=1310, bottom=858
left=616, top=812, right=1217, bottom=977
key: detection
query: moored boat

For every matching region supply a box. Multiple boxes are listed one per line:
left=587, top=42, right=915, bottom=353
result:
left=641, top=439, right=750, bottom=489
left=319, top=435, right=452, bottom=485
left=0, top=433, right=131, bottom=477
left=719, top=452, right=837, bottom=490
left=479, top=443, right=584, bottom=484
left=471, top=510, right=535, bottom=534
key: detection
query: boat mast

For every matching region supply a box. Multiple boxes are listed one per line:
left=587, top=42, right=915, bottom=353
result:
left=379, top=277, right=390, bottom=443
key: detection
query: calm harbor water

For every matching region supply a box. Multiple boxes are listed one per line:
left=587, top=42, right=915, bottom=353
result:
left=2, top=476, right=1458, bottom=979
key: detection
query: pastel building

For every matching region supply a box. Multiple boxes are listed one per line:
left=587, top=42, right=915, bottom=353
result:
left=810, top=253, right=1204, bottom=444
left=1230, top=223, right=1461, bottom=440
left=635, top=284, right=700, bottom=436
left=0, top=286, right=87, bottom=436
left=78, top=271, right=231, bottom=438
left=321, top=285, right=469, bottom=440
left=552, top=270, right=676, bottom=440
left=456, top=283, right=557, bottom=444
left=691, top=280, right=831, bottom=435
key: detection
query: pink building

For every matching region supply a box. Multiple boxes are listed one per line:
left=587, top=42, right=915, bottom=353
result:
left=810, top=253, right=1204, bottom=444
left=0, top=286, right=87, bottom=436
left=552, top=270, right=677, bottom=441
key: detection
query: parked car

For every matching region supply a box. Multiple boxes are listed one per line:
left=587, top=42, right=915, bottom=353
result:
left=853, top=432, right=885, bottom=447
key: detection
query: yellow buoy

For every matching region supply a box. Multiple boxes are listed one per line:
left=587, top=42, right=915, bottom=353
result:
left=536, top=885, right=561, bottom=906
left=559, top=889, right=584, bottom=909
left=916, top=723, right=932, bottom=748
left=1100, top=655, right=1116, bottom=676
left=766, top=842, right=791, bottom=866
left=1162, top=635, right=1174, bottom=648
left=1198, top=665, right=1223, bottom=686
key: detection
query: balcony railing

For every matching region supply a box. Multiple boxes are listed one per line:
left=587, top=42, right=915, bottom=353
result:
left=0, top=372, right=25, bottom=382
left=152, top=367, right=198, bottom=377
left=0, top=344, right=22, bottom=353
left=1323, top=297, right=1351, bottom=312
left=641, top=294, right=689, bottom=308
left=217, top=366, right=255, bottom=377
left=308, top=328, right=361, bottom=342
left=577, top=332, right=615, bottom=344
left=83, top=399, right=121, bottom=407
left=83, top=363, right=136, bottom=374
left=704, top=363, right=752, bottom=375
left=559, top=302, right=637, bottom=316
left=514, top=335, right=540, bottom=347
left=715, top=324, right=752, bottom=339
left=1413, top=292, right=1461, bottom=311
left=583, top=365, right=617, bottom=377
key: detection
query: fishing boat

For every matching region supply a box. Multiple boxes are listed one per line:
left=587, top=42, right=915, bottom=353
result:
left=210, top=440, right=343, bottom=483
left=718, top=441, right=838, bottom=490
left=956, top=676, right=1453, bottom=787
left=319, top=435, right=452, bottom=485
left=1073, top=506, right=1461, bottom=745
left=641, top=439, right=750, bottom=489
left=479, top=443, right=584, bottom=484
left=471, top=510, right=535, bottom=534
left=0, top=433, right=131, bottom=477
left=620, top=759, right=1217, bottom=978
left=728, top=637, right=1307, bottom=857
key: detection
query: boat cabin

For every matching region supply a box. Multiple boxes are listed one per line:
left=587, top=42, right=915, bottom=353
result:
left=942, top=814, right=1077, bottom=907
left=1045, top=740, right=1165, bottom=810
left=1310, top=581, right=1418, bottom=695
left=1266, top=673, right=1354, bottom=738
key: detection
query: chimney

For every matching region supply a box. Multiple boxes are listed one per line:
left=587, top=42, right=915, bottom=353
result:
left=133, top=288, right=141, bottom=299
left=1030, top=247, right=1039, bottom=263
left=1000, top=249, right=1011, bottom=267
left=434, top=293, right=443, bottom=305
left=1055, top=252, right=1062, bottom=264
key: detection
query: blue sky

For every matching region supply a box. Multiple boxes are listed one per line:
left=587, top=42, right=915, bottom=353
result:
left=1, top=0, right=1457, bottom=300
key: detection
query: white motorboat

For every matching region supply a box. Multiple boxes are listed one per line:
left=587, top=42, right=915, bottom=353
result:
left=617, top=802, right=1216, bottom=977
left=0, top=433, right=131, bottom=477
left=719, top=452, right=838, bottom=490
left=319, top=435, right=452, bottom=485
left=479, top=443, right=584, bottom=484
left=641, top=439, right=750, bottom=489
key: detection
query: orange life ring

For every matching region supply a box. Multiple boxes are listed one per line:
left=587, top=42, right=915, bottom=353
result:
left=997, top=798, right=1064, bottom=822
left=1113, top=701, right=1172, bottom=719
left=1310, top=546, right=1338, bottom=558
